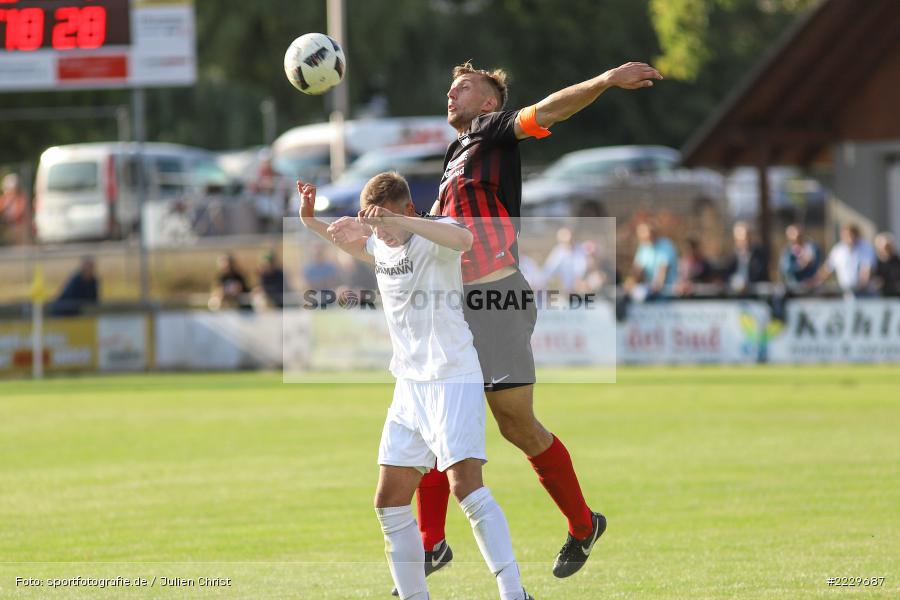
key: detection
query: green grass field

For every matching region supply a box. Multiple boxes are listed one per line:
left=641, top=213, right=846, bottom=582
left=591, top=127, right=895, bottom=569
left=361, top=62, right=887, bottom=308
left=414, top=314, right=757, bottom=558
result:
left=1, top=367, right=898, bottom=599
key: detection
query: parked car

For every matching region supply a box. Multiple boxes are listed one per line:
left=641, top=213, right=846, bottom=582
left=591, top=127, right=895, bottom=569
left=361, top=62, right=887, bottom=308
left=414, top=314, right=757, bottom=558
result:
left=34, top=142, right=241, bottom=243
left=273, top=116, right=455, bottom=186
left=217, top=145, right=296, bottom=230
left=521, top=145, right=726, bottom=220
left=294, top=143, right=448, bottom=217
left=725, top=166, right=826, bottom=223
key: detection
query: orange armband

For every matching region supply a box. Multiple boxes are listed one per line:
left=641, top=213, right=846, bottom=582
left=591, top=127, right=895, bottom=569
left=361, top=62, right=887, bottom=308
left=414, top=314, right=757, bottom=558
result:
left=516, top=105, right=552, bottom=139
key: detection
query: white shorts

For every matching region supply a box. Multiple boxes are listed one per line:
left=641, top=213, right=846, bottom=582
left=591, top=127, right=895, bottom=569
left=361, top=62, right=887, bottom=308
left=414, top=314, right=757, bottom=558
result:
left=378, top=371, right=486, bottom=473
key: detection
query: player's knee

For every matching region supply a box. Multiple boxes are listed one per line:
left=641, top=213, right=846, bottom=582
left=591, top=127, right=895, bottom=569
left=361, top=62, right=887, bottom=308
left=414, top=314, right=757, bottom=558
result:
left=446, top=460, right=483, bottom=501
left=497, top=417, right=537, bottom=444
left=373, top=489, right=406, bottom=508
left=499, top=420, right=551, bottom=454
left=449, top=479, right=480, bottom=502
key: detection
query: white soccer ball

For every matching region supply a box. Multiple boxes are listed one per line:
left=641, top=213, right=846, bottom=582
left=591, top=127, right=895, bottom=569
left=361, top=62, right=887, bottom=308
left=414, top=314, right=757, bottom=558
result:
left=284, top=33, right=346, bottom=95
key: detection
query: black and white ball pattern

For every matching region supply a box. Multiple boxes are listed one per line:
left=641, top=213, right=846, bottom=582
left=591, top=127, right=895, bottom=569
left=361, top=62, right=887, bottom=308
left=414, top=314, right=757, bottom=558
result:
left=284, top=33, right=346, bottom=95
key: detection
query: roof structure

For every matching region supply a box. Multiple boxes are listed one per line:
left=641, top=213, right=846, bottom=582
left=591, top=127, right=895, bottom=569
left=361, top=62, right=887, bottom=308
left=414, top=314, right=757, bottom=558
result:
left=681, top=0, right=900, bottom=169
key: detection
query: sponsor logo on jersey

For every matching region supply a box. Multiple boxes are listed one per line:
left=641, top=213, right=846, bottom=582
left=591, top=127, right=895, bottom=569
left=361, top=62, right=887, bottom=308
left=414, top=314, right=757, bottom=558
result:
left=375, top=256, right=414, bottom=276
left=439, top=150, right=469, bottom=195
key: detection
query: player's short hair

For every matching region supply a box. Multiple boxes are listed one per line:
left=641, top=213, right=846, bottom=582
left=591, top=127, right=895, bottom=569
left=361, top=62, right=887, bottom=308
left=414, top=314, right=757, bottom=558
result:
left=453, top=61, right=509, bottom=109
left=360, top=171, right=412, bottom=209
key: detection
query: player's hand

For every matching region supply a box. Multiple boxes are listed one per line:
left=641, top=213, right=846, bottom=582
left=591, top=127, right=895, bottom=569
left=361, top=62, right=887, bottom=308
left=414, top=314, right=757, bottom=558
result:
left=604, top=62, right=662, bottom=90
left=327, top=216, right=371, bottom=244
left=358, top=204, right=395, bottom=226
left=297, top=179, right=316, bottom=220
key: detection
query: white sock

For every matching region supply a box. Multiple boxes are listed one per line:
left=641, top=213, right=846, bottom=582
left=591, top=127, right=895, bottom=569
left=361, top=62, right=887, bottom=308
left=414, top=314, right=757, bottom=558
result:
left=459, top=487, right=524, bottom=600
left=375, top=506, right=429, bottom=600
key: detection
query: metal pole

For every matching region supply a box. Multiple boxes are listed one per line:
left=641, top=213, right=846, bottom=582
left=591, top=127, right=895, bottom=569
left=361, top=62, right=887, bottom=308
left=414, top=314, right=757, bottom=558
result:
left=261, top=98, right=277, bottom=146
left=327, top=0, right=348, bottom=181
left=132, top=88, right=151, bottom=303
left=117, top=105, right=130, bottom=142
left=31, top=258, right=44, bottom=380
left=756, top=143, right=772, bottom=263
left=31, top=297, right=43, bottom=379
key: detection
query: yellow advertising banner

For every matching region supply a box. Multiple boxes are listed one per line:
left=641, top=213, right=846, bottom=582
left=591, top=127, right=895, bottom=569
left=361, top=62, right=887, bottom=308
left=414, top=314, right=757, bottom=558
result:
left=0, top=317, right=97, bottom=376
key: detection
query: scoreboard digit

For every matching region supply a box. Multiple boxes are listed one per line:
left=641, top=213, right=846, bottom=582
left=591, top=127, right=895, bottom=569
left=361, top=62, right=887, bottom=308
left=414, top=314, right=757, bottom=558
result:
left=0, top=0, right=195, bottom=91
left=0, top=0, right=129, bottom=52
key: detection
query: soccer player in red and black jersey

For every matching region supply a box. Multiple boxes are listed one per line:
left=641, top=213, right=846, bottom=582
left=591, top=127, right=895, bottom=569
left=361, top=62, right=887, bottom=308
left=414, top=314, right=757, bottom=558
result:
left=411, top=60, right=664, bottom=585
left=331, top=59, right=662, bottom=594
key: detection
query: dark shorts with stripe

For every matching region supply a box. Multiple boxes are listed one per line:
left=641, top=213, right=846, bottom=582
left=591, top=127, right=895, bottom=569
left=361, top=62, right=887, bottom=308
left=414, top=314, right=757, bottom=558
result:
left=463, top=270, right=537, bottom=392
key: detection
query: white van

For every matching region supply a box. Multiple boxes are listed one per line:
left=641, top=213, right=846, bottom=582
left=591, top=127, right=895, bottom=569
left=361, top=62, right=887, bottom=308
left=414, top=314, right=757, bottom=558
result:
left=34, top=142, right=233, bottom=243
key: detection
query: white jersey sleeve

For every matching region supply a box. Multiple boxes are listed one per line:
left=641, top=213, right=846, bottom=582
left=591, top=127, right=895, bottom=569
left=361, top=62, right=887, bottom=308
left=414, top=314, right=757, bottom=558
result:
left=426, top=216, right=468, bottom=262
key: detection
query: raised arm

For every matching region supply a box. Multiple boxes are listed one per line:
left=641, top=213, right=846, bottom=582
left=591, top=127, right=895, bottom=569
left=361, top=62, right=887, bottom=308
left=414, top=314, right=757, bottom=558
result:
left=514, top=62, right=662, bottom=139
left=358, top=205, right=473, bottom=252
left=297, top=180, right=374, bottom=264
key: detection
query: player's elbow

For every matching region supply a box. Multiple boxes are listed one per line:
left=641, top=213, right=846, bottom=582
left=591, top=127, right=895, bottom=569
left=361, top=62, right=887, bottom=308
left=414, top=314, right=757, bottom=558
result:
left=457, top=229, right=474, bottom=252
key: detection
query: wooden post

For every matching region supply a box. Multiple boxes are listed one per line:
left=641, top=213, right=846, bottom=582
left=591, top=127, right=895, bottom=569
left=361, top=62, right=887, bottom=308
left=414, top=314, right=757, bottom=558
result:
left=756, top=143, right=772, bottom=261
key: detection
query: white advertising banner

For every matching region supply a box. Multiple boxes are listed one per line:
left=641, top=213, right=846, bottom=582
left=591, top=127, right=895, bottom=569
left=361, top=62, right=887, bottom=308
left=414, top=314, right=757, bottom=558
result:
left=154, top=311, right=284, bottom=370
left=97, top=314, right=147, bottom=371
left=532, top=303, right=617, bottom=367
left=767, top=298, right=900, bottom=363
left=303, top=308, right=392, bottom=373
left=617, top=301, right=769, bottom=364
left=282, top=303, right=617, bottom=382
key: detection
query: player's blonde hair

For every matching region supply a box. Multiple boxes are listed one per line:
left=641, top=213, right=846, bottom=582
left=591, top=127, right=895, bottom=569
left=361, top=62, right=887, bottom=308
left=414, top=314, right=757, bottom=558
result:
left=452, top=61, right=509, bottom=109
left=360, top=171, right=412, bottom=209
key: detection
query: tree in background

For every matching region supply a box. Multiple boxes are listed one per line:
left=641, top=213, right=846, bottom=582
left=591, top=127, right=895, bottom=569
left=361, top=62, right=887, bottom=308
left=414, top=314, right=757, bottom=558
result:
left=0, top=0, right=818, bottom=166
left=650, top=0, right=819, bottom=81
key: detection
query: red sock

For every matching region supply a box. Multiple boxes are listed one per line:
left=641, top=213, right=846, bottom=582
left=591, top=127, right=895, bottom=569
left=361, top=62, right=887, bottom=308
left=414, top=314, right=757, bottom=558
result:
left=528, top=434, right=594, bottom=539
left=415, top=467, right=450, bottom=551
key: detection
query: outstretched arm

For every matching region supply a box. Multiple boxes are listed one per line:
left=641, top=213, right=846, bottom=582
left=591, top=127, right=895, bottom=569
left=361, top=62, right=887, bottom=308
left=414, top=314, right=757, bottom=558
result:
left=297, top=180, right=374, bottom=264
left=514, top=62, right=662, bottom=139
left=358, top=206, right=473, bottom=252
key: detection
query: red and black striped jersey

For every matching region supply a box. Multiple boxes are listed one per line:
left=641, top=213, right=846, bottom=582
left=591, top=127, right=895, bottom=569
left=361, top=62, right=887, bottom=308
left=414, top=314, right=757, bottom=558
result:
left=438, top=110, right=522, bottom=283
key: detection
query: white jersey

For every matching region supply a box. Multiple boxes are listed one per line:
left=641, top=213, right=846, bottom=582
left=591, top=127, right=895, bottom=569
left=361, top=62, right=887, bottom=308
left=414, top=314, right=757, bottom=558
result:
left=366, top=217, right=482, bottom=381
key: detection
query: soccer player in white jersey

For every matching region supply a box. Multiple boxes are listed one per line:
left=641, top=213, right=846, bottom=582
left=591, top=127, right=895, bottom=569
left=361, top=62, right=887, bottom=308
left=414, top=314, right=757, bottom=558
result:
left=298, top=172, right=534, bottom=600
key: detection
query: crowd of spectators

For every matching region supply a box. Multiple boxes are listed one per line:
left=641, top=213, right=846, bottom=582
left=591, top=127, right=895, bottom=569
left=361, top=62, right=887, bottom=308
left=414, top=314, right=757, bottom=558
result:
left=289, top=226, right=614, bottom=310
left=292, top=221, right=899, bottom=310
left=208, top=250, right=289, bottom=311
left=625, top=221, right=900, bottom=301
left=535, top=227, right=612, bottom=296
left=41, top=222, right=900, bottom=318
left=210, top=244, right=380, bottom=311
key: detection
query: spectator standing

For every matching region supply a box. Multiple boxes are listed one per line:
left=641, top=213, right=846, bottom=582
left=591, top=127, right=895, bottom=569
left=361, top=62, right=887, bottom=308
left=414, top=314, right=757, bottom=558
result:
left=254, top=250, right=289, bottom=309
left=574, top=241, right=610, bottom=295
left=210, top=253, right=252, bottom=310
left=721, top=221, right=769, bottom=295
left=812, top=224, right=877, bottom=296
left=50, top=257, right=99, bottom=316
left=0, top=173, right=28, bottom=245
left=874, top=232, right=900, bottom=297
left=779, top=224, right=821, bottom=289
left=303, top=245, right=340, bottom=292
left=541, top=227, right=586, bottom=294
left=625, top=222, right=677, bottom=300
left=335, top=247, right=377, bottom=293
left=518, top=254, right=543, bottom=291
left=674, top=238, right=714, bottom=297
